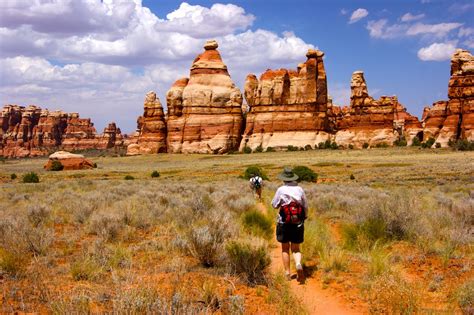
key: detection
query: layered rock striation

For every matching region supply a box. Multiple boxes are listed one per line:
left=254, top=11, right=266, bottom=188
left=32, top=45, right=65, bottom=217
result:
left=127, top=91, right=167, bottom=155
left=422, top=49, right=474, bottom=146
left=166, top=40, right=243, bottom=153
left=241, top=49, right=331, bottom=150
left=333, top=71, right=422, bottom=147
left=0, top=105, right=124, bottom=158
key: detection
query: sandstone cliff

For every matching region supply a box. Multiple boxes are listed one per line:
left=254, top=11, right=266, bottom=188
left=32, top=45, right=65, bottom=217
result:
left=422, top=49, right=474, bottom=146
left=0, top=105, right=124, bottom=158
left=166, top=40, right=243, bottom=154
left=127, top=91, right=167, bottom=155
left=240, top=49, right=331, bottom=150
left=333, top=71, right=422, bottom=147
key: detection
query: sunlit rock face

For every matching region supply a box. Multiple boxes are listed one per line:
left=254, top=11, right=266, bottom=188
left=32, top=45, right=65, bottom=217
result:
left=332, top=71, right=422, bottom=148
left=0, top=104, right=124, bottom=158
left=166, top=40, right=244, bottom=154
left=422, top=49, right=474, bottom=146
left=240, top=49, right=331, bottom=151
left=126, top=91, right=167, bottom=155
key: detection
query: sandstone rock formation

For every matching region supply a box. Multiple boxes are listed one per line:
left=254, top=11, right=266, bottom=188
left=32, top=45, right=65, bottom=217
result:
left=240, top=49, right=331, bottom=150
left=44, top=151, right=94, bottom=170
left=126, top=91, right=167, bottom=155
left=166, top=40, right=243, bottom=153
left=0, top=104, right=124, bottom=158
left=333, top=71, right=422, bottom=147
left=422, top=49, right=474, bottom=146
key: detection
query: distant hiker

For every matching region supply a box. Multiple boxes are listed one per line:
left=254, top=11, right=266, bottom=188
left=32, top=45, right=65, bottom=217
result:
left=249, top=173, right=263, bottom=200
left=272, top=167, right=308, bottom=282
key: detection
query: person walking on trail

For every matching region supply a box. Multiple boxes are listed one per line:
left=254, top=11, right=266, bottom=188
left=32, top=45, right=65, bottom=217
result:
left=272, top=167, right=308, bottom=283
left=249, top=173, right=263, bottom=200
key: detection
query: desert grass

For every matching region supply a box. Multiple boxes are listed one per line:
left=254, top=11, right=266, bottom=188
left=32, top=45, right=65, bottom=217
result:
left=0, top=147, right=473, bottom=312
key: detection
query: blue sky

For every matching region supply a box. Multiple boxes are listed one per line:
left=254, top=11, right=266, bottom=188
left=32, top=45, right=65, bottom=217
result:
left=1, top=0, right=473, bottom=132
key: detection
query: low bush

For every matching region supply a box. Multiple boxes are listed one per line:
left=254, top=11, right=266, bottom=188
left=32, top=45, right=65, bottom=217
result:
left=151, top=170, right=160, bottom=178
left=243, top=146, right=252, bottom=154
left=241, top=210, right=273, bottom=239
left=363, top=142, right=369, bottom=149
left=341, top=218, right=387, bottom=251
left=27, top=205, right=51, bottom=227
left=421, top=137, right=436, bottom=148
left=435, top=142, right=441, bottom=148
left=70, top=256, right=102, bottom=281
left=411, top=137, right=421, bottom=146
left=243, top=165, right=268, bottom=180
left=393, top=137, right=407, bottom=147
left=302, top=219, right=331, bottom=261
left=375, top=142, right=389, bottom=148
left=124, top=175, right=134, bottom=180
left=287, top=145, right=298, bottom=152
left=10, top=173, right=17, bottom=180
left=367, top=274, right=420, bottom=314
left=88, top=213, right=124, bottom=242
left=350, top=174, right=355, bottom=180
left=292, top=165, right=318, bottom=182
left=455, top=280, right=474, bottom=314
left=348, top=144, right=354, bottom=149
left=254, top=145, right=263, bottom=153
left=453, top=139, right=474, bottom=151
left=50, top=160, right=64, bottom=171
left=225, top=238, right=270, bottom=285
left=266, top=147, right=275, bottom=152
left=318, top=247, right=347, bottom=272
left=367, top=242, right=391, bottom=278
left=304, top=144, right=313, bottom=151
left=23, top=172, right=39, bottom=183
left=0, top=248, right=28, bottom=276
left=330, top=141, right=338, bottom=150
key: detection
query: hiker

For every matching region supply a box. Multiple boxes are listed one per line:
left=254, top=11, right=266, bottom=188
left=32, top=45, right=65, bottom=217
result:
left=272, top=167, right=308, bottom=282
left=249, top=173, right=263, bottom=200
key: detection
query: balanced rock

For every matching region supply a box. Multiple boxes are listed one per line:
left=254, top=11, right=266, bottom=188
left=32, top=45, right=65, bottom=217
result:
left=422, top=49, right=474, bottom=146
left=240, top=49, right=331, bottom=151
left=333, top=71, right=422, bottom=147
left=44, top=151, right=94, bottom=170
left=126, top=91, right=167, bottom=155
left=166, top=40, right=243, bottom=153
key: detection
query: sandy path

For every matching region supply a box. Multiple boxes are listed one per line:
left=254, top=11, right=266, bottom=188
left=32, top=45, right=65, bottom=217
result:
left=257, top=202, right=361, bottom=315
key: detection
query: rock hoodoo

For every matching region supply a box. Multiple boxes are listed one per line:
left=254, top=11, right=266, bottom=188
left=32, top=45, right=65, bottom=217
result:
left=166, top=40, right=243, bottom=154
left=422, top=49, right=474, bottom=146
left=333, top=71, right=422, bottom=147
left=240, top=49, right=331, bottom=150
left=0, top=105, right=124, bottom=158
left=126, top=91, right=167, bottom=155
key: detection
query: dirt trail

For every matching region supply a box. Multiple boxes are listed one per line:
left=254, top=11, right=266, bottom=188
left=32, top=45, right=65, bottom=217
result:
left=257, top=202, right=361, bottom=315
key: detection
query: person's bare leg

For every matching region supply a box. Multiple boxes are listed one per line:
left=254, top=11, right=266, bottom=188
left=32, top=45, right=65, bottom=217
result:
left=291, top=243, right=304, bottom=282
left=281, top=243, right=290, bottom=278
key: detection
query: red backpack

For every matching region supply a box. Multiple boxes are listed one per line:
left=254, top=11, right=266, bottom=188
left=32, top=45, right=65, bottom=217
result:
left=280, top=202, right=304, bottom=224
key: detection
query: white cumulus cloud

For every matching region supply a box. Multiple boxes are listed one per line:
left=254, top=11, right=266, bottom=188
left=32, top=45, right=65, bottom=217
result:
left=417, top=42, right=457, bottom=61
left=407, top=22, right=463, bottom=37
left=400, top=13, right=425, bottom=22
left=349, top=8, right=369, bottom=24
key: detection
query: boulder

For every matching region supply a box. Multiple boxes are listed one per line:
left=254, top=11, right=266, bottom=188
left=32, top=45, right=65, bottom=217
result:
left=44, top=151, right=94, bottom=170
left=166, top=40, right=243, bottom=153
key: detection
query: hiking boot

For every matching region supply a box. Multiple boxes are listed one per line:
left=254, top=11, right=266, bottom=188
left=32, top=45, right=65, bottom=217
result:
left=296, top=264, right=304, bottom=283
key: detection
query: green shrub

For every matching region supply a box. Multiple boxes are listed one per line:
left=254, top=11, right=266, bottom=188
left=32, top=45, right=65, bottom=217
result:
left=330, top=141, right=338, bottom=150
left=243, top=146, right=252, bottom=154
left=363, top=142, right=369, bottom=149
left=292, top=165, right=318, bottom=182
left=342, top=217, right=387, bottom=251
left=367, top=242, right=391, bottom=278
left=225, top=238, right=270, bottom=285
left=411, top=137, right=421, bottom=146
left=243, top=165, right=268, bottom=180
left=453, top=139, right=474, bottom=151
left=318, top=142, right=325, bottom=149
left=301, top=219, right=331, bottom=261
left=23, top=172, right=39, bottom=183
left=287, top=145, right=298, bottom=152
left=0, top=157, right=5, bottom=163
left=50, top=160, right=64, bottom=171
left=435, top=142, right=441, bottom=148
left=0, top=248, right=28, bottom=276
left=266, top=147, right=275, bottom=152
left=254, top=145, right=263, bottom=153
left=70, top=257, right=102, bottom=281
left=323, top=140, right=332, bottom=149
left=350, top=174, right=355, bottom=180
left=151, top=170, right=160, bottom=178
left=318, top=247, right=347, bottom=272
left=375, top=142, right=389, bottom=148
left=348, top=144, right=354, bottom=149
left=10, top=173, right=17, bottom=180
left=93, top=163, right=98, bottom=168
left=393, top=137, right=407, bottom=147
left=241, top=210, right=273, bottom=239
left=124, top=175, right=134, bottom=180
left=304, top=144, right=313, bottom=151
left=455, top=280, right=474, bottom=314
left=421, top=137, right=436, bottom=148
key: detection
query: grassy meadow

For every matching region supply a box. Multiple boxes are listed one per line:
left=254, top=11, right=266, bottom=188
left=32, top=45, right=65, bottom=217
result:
left=0, top=147, right=473, bottom=314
